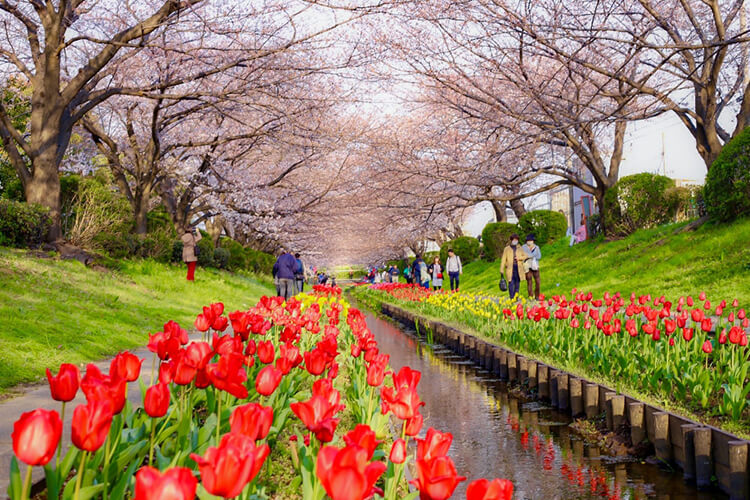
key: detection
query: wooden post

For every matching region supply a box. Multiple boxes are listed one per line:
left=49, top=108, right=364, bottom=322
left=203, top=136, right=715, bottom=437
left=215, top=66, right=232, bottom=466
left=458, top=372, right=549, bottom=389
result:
left=693, top=427, right=712, bottom=488
left=557, top=373, right=569, bottom=412
left=604, top=392, right=616, bottom=430
left=518, top=356, right=528, bottom=384
left=652, top=412, right=671, bottom=463
left=538, top=364, right=549, bottom=399
left=569, top=377, right=583, bottom=416
left=584, top=383, right=599, bottom=419
left=507, top=353, right=517, bottom=382
left=527, top=361, right=538, bottom=390
left=681, top=424, right=698, bottom=483
left=610, top=395, right=625, bottom=429
left=628, top=403, right=645, bottom=445
left=550, top=371, right=559, bottom=407
left=499, top=350, right=508, bottom=379
left=728, top=440, right=748, bottom=500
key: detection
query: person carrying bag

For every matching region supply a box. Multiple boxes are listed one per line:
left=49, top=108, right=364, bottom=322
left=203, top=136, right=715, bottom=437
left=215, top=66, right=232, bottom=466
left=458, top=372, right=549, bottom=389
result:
left=499, top=233, right=529, bottom=300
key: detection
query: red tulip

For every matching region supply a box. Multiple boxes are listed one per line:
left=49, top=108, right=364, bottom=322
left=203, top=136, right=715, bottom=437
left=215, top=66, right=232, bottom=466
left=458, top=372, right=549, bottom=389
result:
left=12, top=409, right=62, bottom=466
left=343, top=424, right=380, bottom=460
left=211, top=316, right=229, bottom=332
left=701, top=318, right=712, bottom=332
left=144, top=383, right=170, bottom=418
left=691, top=309, right=704, bottom=322
left=212, top=333, right=242, bottom=357
left=416, top=428, right=453, bottom=461
left=110, top=351, right=143, bottom=382
left=390, top=438, right=407, bottom=464
left=718, top=329, right=728, bottom=344
left=739, top=308, right=747, bottom=320
left=381, top=367, right=423, bottom=420
left=206, top=352, right=248, bottom=399
left=682, top=328, right=694, bottom=342
left=159, top=360, right=174, bottom=384
left=190, top=433, right=269, bottom=498
left=702, top=340, right=713, bottom=354
left=731, top=299, right=739, bottom=307
left=411, top=455, right=466, bottom=500
left=276, top=342, right=303, bottom=374
left=134, top=466, right=197, bottom=500
left=80, top=364, right=127, bottom=414
left=405, top=410, right=424, bottom=437
left=466, top=478, right=514, bottom=500
left=46, top=363, right=80, bottom=402
left=194, top=314, right=211, bottom=332
left=230, top=403, right=274, bottom=442
left=255, top=366, right=283, bottom=396
left=316, top=444, right=387, bottom=500
left=304, top=349, right=327, bottom=376
left=71, top=400, right=113, bottom=452
left=257, top=340, right=275, bottom=364
left=290, top=395, right=343, bottom=443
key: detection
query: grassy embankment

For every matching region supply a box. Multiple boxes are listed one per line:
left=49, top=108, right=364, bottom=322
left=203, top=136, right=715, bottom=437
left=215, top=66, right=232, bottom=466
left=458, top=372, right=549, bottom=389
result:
left=458, top=217, right=750, bottom=304
left=0, top=247, right=273, bottom=393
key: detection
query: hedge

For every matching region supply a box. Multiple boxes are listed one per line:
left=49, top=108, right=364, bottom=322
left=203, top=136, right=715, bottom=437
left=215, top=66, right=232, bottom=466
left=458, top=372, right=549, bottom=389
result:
left=705, top=127, right=750, bottom=221
left=481, top=222, right=518, bottom=260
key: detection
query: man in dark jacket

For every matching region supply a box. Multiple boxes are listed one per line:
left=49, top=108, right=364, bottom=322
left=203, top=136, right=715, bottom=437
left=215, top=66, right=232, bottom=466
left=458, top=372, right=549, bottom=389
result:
left=272, top=250, right=298, bottom=300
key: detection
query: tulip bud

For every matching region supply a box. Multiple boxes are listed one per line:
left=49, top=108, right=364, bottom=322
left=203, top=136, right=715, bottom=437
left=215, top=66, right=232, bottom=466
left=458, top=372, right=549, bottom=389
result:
left=46, top=363, right=80, bottom=402
left=702, top=340, right=713, bottom=354
left=144, top=383, right=170, bottom=418
left=12, top=409, right=62, bottom=466
left=390, top=438, right=407, bottom=464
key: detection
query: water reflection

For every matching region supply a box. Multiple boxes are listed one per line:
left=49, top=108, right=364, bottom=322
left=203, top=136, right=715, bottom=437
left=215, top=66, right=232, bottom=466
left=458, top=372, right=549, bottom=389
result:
left=365, top=313, right=724, bottom=500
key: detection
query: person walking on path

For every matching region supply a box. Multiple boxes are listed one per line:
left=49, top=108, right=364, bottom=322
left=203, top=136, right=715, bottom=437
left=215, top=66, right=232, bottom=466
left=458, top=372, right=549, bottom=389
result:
left=181, top=227, right=202, bottom=281
left=500, top=233, right=529, bottom=300
left=522, top=234, right=542, bottom=300
left=294, top=253, right=306, bottom=293
left=429, top=256, right=443, bottom=291
left=390, top=265, right=400, bottom=283
left=414, top=255, right=430, bottom=289
left=445, top=249, right=462, bottom=291
left=272, top=250, right=297, bottom=300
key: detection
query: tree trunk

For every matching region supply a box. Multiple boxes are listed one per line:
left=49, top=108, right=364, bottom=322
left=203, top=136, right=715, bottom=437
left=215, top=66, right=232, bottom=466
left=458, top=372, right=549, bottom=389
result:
left=509, top=198, right=526, bottom=220
left=491, top=199, right=507, bottom=222
left=134, top=196, right=149, bottom=235
left=25, top=153, right=62, bottom=241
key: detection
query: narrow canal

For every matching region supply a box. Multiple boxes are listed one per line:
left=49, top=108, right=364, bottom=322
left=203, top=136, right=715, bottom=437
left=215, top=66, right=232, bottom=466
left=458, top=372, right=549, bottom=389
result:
left=365, top=313, right=725, bottom=500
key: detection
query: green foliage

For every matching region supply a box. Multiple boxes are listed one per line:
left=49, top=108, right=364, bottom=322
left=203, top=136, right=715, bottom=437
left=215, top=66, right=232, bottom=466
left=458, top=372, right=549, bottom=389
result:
left=705, top=127, right=750, bottom=221
left=146, top=206, right=175, bottom=233
left=220, top=237, right=248, bottom=271
left=196, top=232, right=215, bottom=268
left=0, top=199, right=51, bottom=247
left=481, top=222, right=518, bottom=260
left=517, top=210, right=567, bottom=245
left=0, top=77, right=32, bottom=201
left=213, top=247, right=230, bottom=269
left=171, top=240, right=184, bottom=263
left=245, top=247, right=275, bottom=274
left=439, top=236, right=480, bottom=265
left=603, top=173, right=682, bottom=236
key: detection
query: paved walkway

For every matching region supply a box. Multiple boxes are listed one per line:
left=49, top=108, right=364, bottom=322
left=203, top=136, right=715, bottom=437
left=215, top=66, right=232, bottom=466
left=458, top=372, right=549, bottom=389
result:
left=0, top=335, right=200, bottom=497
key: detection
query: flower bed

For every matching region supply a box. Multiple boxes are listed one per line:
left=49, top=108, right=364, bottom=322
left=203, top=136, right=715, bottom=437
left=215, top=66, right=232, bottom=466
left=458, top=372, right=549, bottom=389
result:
left=357, top=284, right=750, bottom=431
left=10, top=285, right=512, bottom=500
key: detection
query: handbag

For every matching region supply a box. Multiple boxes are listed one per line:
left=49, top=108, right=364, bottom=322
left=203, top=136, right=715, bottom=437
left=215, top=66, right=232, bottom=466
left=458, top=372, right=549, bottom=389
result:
left=437, top=273, right=443, bottom=279
left=499, top=274, right=508, bottom=292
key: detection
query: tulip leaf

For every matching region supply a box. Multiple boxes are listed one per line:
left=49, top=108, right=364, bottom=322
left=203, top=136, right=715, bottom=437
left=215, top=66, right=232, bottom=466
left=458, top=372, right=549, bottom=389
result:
left=43, top=463, right=60, bottom=500
left=8, top=457, right=22, bottom=500
left=72, top=484, right=105, bottom=500
left=109, top=459, right=138, bottom=500
left=402, top=492, right=419, bottom=500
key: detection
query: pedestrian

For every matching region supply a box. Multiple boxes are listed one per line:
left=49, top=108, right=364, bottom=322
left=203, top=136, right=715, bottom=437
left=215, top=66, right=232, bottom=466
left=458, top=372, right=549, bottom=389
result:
left=181, top=227, right=202, bottom=281
left=500, top=233, right=529, bottom=300
left=272, top=249, right=297, bottom=300
left=403, top=265, right=412, bottom=284
left=294, top=253, right=306, bottom=293
left=575, top=214, right=588, bottom=243
left=390, top=265, right=400, bottom=283
left=414, top=255, right=430, bottom=289
left=522, top=234, right=541, bottom=300
left=445, top=248, right=462, bottom=292
left=429, top=256, right=443, bottom=291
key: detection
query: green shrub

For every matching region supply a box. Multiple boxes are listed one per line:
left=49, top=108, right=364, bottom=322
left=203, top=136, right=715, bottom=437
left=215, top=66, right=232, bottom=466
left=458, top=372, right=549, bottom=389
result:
left=517, top=210, right=567, bottom=245
left=171, top=240, right=184, bottom=263
left=219, top=238, right=248, bottom=271
left=127, top=229, right=175, bottom=262
left=0, top=199, right=51, bottom=247
left=213, top=247, right=230, bottom=269
left=481, top=222, right=518, bottom=260
left=196, top=234, right=215, bottom=268
left=439, top=236, right=480, bottom=265
left=603, top=173, right=681, bottom=236
left=705, top=127, right=750, bottom=221
left=146, top=206, right=175, bottom=233
left=245, top=248, right=274, bottom=274
left=67, top=173, right=133, bottom=250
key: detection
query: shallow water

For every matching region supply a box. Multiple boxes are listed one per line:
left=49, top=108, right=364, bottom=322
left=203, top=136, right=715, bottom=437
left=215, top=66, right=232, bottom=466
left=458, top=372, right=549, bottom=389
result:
left=365, top=313, right=726, bottom=500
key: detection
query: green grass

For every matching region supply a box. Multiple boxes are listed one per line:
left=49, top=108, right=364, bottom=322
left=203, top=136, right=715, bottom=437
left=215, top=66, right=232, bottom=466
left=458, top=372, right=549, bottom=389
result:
left=459, top=217, right=750, bottom=304
left=0, top=247, right=273, bottom=393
